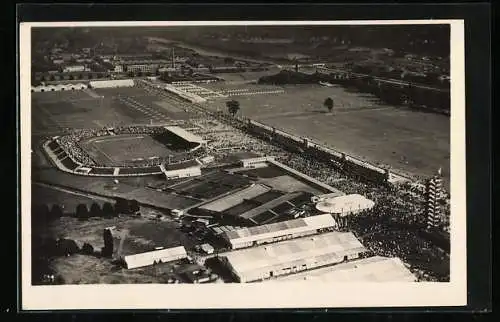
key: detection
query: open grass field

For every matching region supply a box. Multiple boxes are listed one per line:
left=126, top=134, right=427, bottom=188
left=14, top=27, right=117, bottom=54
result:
left=31, top=86, right=195, bottom=136
left=81, top=134, right=181, bottom=165
left=204, top=83, right=450, bottom=188
left=31, top=91, right=134, bottom=133
left=34, top=168, right=202, bottom=210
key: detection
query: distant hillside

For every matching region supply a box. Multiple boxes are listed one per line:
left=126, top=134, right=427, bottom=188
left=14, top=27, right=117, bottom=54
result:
left=258, top=70, right=327, bottom=85
left=32, top=24, right=450, bottom=58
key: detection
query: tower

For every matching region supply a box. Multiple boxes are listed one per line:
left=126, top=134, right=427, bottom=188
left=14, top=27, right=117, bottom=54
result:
left=172, top=47, right=175, bottom=69
left=426, top=168, right=444, bottom=230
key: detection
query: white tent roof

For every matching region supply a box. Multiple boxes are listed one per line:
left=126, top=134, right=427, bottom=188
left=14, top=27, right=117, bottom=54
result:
left=223, top=214, right=337, bottom=245
left=273, top=256, right=417, bottom=282
left=315, top=194, right=375, bottom=215
left=123, top=246, right=187, bottom=269
left=223, top=232, right=366, bottom=277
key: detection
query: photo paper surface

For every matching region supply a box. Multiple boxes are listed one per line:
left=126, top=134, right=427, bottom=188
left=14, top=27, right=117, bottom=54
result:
left=20, top=20, right=466, bottom=310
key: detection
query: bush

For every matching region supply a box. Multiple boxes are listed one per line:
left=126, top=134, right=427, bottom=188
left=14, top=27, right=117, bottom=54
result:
left=50, top=204, right=64, bottom=219
left=57, top=239, right=80, bottom=256
left=75, top=203, right=89, bottom=220
left=129, top=199, right=140, bottom=213
left=81, top=243, right=94, bottom=255
left=101, top=229, right=114, bottom=257
left=102, top=202, right=115, bottom=217
left=89, top=202, right=102, bottom=218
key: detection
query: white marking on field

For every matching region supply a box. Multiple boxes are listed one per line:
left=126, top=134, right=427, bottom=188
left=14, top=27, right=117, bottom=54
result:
left=94, top=136, right=144, bottom=143
left=93, top=120, right=105, bottom=128
left=84, top=88, right=102, bottom=98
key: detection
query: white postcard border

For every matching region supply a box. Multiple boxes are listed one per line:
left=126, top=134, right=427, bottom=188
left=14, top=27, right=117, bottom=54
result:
left=20, top=20, right=467, bottom=310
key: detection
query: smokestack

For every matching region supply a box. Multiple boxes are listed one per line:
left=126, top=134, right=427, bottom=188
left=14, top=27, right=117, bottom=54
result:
left=172, top=48, right=175, bottom=69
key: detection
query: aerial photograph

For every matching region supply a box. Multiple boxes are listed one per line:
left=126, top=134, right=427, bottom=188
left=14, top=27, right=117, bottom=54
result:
left=29, top=24, right=451, bottom=285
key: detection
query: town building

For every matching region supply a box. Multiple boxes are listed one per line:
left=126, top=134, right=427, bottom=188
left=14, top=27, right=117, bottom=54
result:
left=62, top=65, right=87, bottom=73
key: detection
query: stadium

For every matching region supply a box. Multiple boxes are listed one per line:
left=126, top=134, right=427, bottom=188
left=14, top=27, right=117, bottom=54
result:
left=43, top=124, right=208, bottom=177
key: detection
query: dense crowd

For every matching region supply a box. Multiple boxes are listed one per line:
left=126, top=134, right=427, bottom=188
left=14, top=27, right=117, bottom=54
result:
left=55, top=125, right=206, bottom=168
left=200, top=111, right=451, bottom=282
left=56, top=128, right=110, bottom=166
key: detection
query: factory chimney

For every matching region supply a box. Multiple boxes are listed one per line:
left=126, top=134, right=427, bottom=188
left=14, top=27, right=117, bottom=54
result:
left=172, top=47, right=175, bottom=69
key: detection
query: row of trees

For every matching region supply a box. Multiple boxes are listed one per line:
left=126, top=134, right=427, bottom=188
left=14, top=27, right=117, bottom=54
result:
left=32, top=198, right=140, bottom=224
left=33, top=72, right=111, bottom=82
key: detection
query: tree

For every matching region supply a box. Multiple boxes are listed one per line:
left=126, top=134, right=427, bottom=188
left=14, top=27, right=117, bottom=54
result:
left=41, top=237, right=58, bottom=257
left=324, top=97, right=334, bottom=113
left=102, top=202, right=115, bottom=217
left=226, top=100, right=240, bottom=117
left=89, top=202, right=102, bottom=218
left=33, top=204, right=50, bottom=225
left=75, top=203, right=89, bottom=220
left=81, top=243, right=94, bottom=255
left=50, top=204, right=64, bottom=219
left=101, top=229, right=114, bottom=257
left=115, top=197, right=128, bottom=214
left=129, top=199, right=140, bottom=214
left=57, top=238, right=80, bottom=256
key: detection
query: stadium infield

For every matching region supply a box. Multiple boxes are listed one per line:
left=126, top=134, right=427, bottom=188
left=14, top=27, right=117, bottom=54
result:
left=81, top=134, right=182, bottom=165
left=203, top=83, right=450, bottom=189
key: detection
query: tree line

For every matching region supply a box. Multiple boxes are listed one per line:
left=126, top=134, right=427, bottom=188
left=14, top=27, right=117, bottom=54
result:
left=32, top=198, right=140, bottom=224
left=258, top=70, right=450, bottom=114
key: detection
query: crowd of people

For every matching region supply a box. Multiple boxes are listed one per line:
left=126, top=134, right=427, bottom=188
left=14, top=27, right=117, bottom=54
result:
left=195, top=109, right=451, bottom=282
left=55, top=125, right=207, bottom=168
left=56, top=128, right=110, bottom=166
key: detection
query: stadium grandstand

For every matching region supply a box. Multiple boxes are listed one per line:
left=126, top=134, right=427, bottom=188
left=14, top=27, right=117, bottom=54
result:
left=272, top=256, right=417, bottom=282
left=197, top=188, right=315, bottom=226
left=237, top=191, right=315, bottom=225
left=221, top=213, right=337, bottom=250
left=164, top=126, right=208, bottom=146
left=220, top=231, right=366, bottom=283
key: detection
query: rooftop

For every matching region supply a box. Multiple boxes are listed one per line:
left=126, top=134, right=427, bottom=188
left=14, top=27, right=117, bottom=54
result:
left=273, top=256, right=417, bottom=282
left=315, top=194, right=375, bottom=215
left=165, top=126, right=207, bottom=144
left=223, top=231, right=366, bottom=276
left=223, top=213, right=337, bottom=242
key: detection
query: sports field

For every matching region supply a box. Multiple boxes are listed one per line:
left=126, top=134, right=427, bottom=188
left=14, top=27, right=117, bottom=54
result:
left=204, top=83, right=450, bottom=188
left=31, top=86, right=195, bottom=136
left=81, top=134, right=179, bottom=165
